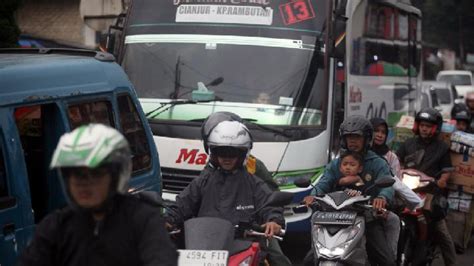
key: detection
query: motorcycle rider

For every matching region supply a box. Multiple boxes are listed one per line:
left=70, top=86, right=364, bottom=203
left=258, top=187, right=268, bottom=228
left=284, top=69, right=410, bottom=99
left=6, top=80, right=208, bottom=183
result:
left=370, top=118, right=422, bottom=259
left=396, top=107, right=457, bottom=266
left=450, top=103, right=471, bottom=132
left=201, top=111, right=279, bottom=191
left=19, top=124, right=178, bottom=266
left=304, top=115, right=396, bottom=266
left=166, top=119, right=290, bottom=266
left=465, top=92, right=474, bottom=130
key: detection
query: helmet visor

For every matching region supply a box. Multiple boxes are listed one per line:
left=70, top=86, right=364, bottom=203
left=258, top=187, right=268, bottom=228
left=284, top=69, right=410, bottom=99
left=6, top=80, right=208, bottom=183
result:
left=210, top=146, right=247, bottom=158
left=61, top=166, right=111, bottom=182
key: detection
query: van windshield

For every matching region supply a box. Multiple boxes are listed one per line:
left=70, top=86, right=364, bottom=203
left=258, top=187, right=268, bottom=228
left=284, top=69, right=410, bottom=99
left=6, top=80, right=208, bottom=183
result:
left=435, top=88, right=451, bottom=104
left=438, top=75, right=472, bottom=86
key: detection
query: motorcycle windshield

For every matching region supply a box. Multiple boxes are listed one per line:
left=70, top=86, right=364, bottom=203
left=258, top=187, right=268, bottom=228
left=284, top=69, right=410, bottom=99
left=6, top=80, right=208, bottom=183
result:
left=184, top=217, right=235, bottom=250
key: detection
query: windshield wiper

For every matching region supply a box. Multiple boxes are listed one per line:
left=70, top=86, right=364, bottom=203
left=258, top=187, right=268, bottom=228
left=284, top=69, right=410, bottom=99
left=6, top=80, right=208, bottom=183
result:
left=146, top=99, right=221, bottom=119
left=244, top=121, right=293, bottom=139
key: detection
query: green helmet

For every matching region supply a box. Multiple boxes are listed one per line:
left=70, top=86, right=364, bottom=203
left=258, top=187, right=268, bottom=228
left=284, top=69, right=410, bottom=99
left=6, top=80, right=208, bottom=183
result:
left=51, top=123, right=132, bottom=194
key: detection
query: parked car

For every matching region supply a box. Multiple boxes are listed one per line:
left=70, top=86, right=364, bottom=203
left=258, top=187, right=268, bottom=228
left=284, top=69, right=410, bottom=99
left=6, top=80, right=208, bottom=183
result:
left=0, top=48, right=162, bottom=266
left=418, top=81, right=454, bottom=119
left=436, top=70, right=474, bottom=100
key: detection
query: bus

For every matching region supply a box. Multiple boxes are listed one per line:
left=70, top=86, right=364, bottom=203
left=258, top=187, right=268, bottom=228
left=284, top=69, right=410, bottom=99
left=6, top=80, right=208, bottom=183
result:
left=344, top=0, right=422, bottom=126
left=107, top=0, right=421, bottom=232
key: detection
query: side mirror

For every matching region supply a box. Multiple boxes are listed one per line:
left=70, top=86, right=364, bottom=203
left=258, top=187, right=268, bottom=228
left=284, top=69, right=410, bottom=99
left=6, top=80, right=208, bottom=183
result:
left=294, top=177, right=312, bottom=188
left=375, top=177, right=395, bottom=188
left=441, top=167, right=455, bottom=173
left=264, top=192, right=294, bottom=208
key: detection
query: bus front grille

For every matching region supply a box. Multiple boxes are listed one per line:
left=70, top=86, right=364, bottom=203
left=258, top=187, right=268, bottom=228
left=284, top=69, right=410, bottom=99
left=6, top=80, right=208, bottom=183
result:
left=162, top=168, right=201, bottom=193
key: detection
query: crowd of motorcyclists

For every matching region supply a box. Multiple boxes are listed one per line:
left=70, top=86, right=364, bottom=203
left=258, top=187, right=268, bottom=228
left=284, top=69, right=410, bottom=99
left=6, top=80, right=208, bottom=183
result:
left=18, top=99, right=474, bottom=265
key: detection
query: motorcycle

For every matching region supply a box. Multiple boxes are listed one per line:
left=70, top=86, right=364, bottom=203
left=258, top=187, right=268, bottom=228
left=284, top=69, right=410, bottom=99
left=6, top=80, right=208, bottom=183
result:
left=294, top=177, right=395, bottom=266
left=167, top=191, right=294, bottom=266
left=396, top=167, right=453, bottom=266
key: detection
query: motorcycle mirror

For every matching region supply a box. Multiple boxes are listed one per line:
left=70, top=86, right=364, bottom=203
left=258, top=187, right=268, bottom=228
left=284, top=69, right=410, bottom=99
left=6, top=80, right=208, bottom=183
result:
left=294, top=177, right=312, bottom=188
left=253, top=192, right=294, bottom=215
left=265, top=192, right=294, bottom=207
left=375, top=177, right=395, bottom=188
left=434, top=167, right=455, bottom=178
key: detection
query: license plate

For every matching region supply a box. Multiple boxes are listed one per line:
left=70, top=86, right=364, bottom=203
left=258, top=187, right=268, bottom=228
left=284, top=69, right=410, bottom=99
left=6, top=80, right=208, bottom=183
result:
left=313, top=211, right=357, bottom=225
left=178, top=250, right=228, bottom=266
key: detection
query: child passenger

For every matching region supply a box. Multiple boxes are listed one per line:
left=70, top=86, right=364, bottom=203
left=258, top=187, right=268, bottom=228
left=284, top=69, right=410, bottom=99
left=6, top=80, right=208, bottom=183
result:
left=338, top=151, right=365, bottom=196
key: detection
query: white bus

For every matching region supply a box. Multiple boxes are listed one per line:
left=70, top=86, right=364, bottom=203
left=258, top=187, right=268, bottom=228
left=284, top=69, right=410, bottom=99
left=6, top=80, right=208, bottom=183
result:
left=108, top=0, right=421, bottom=232
left=344, top=0, right=422, bottom=126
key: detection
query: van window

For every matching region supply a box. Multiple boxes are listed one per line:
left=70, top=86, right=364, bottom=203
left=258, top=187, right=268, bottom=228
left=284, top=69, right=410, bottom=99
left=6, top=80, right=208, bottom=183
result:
left=68, top=101, right=115, bottom=129
left=117, top=94, right=152, bottom=174
left=435, top=88, right=451, bottom=104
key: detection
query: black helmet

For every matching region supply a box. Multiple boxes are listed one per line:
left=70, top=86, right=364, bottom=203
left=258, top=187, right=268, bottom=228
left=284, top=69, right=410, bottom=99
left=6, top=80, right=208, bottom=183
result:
left=451, top=103, right=471, bottom=122
left=201, top=112, right=245, bottom=154
left=339, top=115, right=373, bottom=151
left=370, top=117, right=388, bottom=133
left=413, top=107, right=443, bottom=136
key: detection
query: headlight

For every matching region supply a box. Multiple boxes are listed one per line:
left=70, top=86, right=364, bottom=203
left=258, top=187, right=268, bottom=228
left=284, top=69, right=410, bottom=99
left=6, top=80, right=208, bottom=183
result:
left=274, top=171, right=318, bottom=187
left=316, top=242, right=345, bottom=258
left=402, top=173, right=421, bottom=190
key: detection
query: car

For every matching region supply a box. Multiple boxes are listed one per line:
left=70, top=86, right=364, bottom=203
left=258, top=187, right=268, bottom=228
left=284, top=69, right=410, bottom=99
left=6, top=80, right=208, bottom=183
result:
left=418, top=81, right=454, bottom=119
left=0, top=48, right=162, bottom=265
left=436, top=70, right=474, bottom=100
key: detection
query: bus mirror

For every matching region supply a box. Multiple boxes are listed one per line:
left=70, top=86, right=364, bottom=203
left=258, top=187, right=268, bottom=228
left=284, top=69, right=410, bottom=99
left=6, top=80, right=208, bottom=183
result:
left=104, top=26, right=122, bottom=56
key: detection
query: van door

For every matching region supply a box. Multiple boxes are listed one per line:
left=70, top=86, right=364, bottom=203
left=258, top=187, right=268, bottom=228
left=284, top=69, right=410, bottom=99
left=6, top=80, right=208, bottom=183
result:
left=14, top=104, right=67, bottom=223
left=0, top=109, right=34, bottom=266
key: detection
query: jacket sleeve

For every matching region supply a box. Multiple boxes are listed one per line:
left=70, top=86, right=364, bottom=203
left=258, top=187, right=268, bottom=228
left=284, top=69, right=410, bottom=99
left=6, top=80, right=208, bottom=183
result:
left=138, top=209, right=178, bottom=266
left=311, top=160, right=339, bottom=196
left=373, top=160, right=395, bottom=202
left=166, top=175, right=205, bottom=226
left=253, top=178, right=285, bottom=227
left=396, top=142, right=407, bottom=167
left=18, top=213, right=59, bottom=266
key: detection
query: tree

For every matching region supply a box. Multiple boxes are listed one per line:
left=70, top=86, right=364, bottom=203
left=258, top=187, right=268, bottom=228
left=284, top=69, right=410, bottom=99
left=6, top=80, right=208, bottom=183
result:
left=0, top=0, right=22, bottom=48
left=414, top=0, right=474, bottom=63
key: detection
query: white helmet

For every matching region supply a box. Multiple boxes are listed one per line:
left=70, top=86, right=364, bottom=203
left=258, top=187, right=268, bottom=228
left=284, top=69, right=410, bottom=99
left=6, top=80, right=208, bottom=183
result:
left=50, top=124, right=132, bottom=210
left=207, top=121, right=253, bottom=151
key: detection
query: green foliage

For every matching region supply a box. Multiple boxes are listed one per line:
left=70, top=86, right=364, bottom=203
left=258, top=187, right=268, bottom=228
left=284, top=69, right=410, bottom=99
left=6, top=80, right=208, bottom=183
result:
left=418, top=0, right=474, bottom=57
left=0, top=0, right=22, bottom=48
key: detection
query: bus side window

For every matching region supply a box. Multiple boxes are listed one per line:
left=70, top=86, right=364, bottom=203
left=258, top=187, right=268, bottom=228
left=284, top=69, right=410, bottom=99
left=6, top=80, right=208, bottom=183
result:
left=117, top=94, right=152, bottom=175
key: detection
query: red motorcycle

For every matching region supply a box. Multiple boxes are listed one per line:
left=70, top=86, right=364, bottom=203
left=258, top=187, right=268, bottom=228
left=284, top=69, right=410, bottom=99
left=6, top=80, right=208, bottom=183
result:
left=169, top=192, right=293, bottom=266
left=397, top=168, right=453, bottom=266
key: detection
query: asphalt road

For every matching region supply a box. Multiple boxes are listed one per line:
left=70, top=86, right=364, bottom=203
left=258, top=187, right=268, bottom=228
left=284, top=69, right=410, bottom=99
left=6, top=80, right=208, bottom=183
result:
left=281, top=233, right=474, bottom=266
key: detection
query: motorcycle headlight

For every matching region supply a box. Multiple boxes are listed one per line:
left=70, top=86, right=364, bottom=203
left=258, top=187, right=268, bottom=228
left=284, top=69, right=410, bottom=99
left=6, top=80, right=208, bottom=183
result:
left=402, top=173, right=421, bottom=190
left=316, top=242, right=345, bottom=258
left=274, top=170, right=320, bottom=187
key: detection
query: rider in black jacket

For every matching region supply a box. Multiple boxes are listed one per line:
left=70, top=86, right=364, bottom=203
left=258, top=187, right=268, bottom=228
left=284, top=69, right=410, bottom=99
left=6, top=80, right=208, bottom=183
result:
left=166, top=119, right=288, bottom=265
left=19, top=124, right=177, bottom=266
left=396, top=108, right=456, bottom=266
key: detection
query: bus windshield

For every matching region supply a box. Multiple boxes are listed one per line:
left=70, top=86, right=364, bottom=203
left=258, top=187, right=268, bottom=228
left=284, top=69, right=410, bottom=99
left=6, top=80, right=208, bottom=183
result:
left=121, top=0, right=328, bottom=127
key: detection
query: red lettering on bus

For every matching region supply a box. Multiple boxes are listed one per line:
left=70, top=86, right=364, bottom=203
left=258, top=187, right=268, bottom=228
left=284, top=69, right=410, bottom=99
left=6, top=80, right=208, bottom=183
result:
left=175, top=149, right=208, bottom=165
